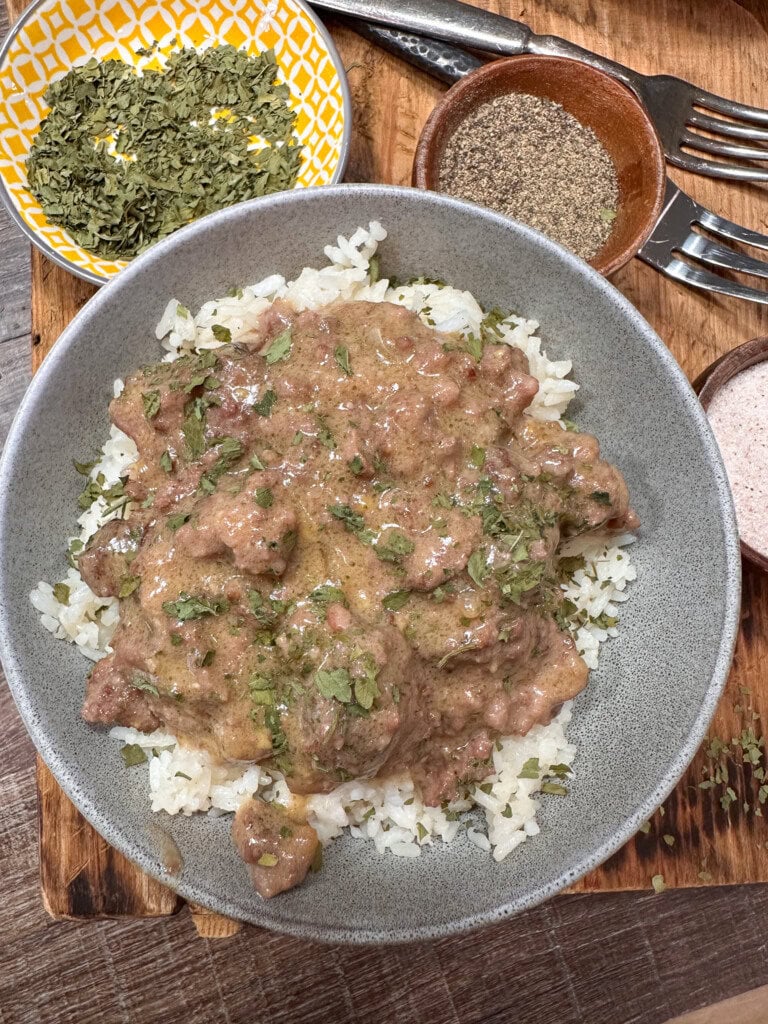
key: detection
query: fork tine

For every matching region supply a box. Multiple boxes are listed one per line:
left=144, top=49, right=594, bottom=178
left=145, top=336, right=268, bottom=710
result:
left=697, top=206, right=768, bottom=251
left=668, top=149, right=768, bottom=182
left=694, top=87, right=768, bottom=127
left=679, top=234, right=768, bottom=280
left=681, top=130, right=768, bottom=162
left=644, top=256, right=768, bottom=305
left=687, top=111, right=768, bottom=144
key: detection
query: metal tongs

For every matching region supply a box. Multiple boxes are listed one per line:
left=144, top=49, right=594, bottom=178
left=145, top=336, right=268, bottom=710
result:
left=341, top=19, right=768, bottom=305
left=311, top=0, right=768, bottom=183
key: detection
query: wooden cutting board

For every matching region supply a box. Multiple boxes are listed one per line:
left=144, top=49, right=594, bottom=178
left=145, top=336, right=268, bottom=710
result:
left=7, top=0, right=768, bottom=931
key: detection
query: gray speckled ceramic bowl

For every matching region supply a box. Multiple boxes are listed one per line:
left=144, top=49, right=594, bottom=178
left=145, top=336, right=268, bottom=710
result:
left=0, top=185, right=740, bottom=944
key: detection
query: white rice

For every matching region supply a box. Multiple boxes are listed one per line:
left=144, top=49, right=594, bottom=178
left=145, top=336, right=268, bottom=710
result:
left=32, top=222, right=635, bottom=863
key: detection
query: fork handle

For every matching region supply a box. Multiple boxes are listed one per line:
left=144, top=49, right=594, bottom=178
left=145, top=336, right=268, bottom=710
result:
left=312, top=0, right=531, bottom=54
left=341, top=18, right=483, bottom=84
left=311, top=0, right=643, bottom=92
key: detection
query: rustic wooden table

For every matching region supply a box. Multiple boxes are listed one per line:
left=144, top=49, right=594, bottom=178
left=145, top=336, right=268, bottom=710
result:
left=5, top=1, right=768, bottom=1021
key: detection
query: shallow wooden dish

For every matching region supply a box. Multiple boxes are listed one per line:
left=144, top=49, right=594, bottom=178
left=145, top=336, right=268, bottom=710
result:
left=412, top=55, right=666, bottom=277
left=694, top=335, right=768, bottom=573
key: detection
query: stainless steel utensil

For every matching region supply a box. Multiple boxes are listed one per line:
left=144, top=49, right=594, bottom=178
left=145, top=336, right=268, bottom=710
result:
left=350, top=19, right=768, bottom=305
left=315, top=0, right=768, bottom=182
left=640, top=181, right=768, bottom=304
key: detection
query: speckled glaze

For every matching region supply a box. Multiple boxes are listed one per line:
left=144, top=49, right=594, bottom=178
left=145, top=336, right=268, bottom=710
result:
left=0, top=186, right=740, bottom=944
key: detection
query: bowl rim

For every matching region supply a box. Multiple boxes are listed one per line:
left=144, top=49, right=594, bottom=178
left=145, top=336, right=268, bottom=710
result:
left=411, top=53, right=667, bottom=278
left=0, top=0, right=352, bottom=287
left=693, top=335, right=768, bottom=573
left=0, top=184, right=741, bottom=943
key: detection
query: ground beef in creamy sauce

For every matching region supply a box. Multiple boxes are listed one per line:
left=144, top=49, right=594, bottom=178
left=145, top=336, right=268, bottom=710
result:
left=78, top=300, right=637, bottom=897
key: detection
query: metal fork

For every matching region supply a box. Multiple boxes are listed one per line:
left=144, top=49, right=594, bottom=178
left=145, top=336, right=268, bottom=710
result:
left=348, top=19, right=768, bottom=304
left=312, top=0, right=768, bottom=182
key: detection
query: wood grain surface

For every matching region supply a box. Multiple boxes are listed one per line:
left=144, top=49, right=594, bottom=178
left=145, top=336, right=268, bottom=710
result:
left=5, top=0, right=768, bottom=1021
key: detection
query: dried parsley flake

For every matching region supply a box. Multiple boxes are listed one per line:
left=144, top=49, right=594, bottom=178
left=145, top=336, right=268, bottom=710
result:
left=27, top=45, right=302, bottom=260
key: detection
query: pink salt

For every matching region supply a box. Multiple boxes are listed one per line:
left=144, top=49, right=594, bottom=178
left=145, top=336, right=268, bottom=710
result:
left=707, top=360, right=768, bottom=556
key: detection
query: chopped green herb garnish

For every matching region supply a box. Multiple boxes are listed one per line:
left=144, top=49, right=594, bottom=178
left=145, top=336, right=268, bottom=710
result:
left=73, top=458, right=97, bottom=476
left=382, top=590, right=411, bottom=611
left=328, top=504, right=365, bottom=533
left=211, top=324, right=232, bottom=344
left=162, top=592, right=229, bottom=620
left=590, top=491, right=612, bottom=506
left=470, top=445, right=486, bottom=469
left=348, top=455, right=364, bottom=475
left=375, top=531, right=414, bottom=564
left=254, top=487, right=274, bottom=508
left=167, top=512, right=191, bottom=532
left=558, top=555, right=586, bottom=579
left=142, top=390, right=161, bottom=420
left=121, top=744, right=147, bottom=768
left=353, top=655, right=379, bottom=710
left=496, top=560, right=545, bottom=606
left=465, top=332, right=483, bottom=362
left=467, top=549, right=489, bottom=588
left=518, top=757, right=540, bottom=780
left=540, top=782, right=568, bottom=796
left=309, top=585, right=348, bottom=609
left=198, top=436, right=243, bottom=494
left=52, top=582, right=70, bottom=605
left=253, top=389, right=277, bottom=417
left=334, top=345, right=353, bottom=376
left=249, top=677, right=275, bottom=705
left=160, top=450, right=173, bottom=473
left=250, top=453, right=266, bottom=471
left=182, top=404, right=207, bottom=459
left=67, top=539, right=84, bottom=567
left=316, top=416, right=336, bottom=450
left=119, top=574, right=141, bottom=598
left=130, top=673, right=159, bottom=697
left=264, top=327, right=292, bottom=364
left=257, top=853, right=278, bottom=867
left=315, top=667, right=352, bottom=704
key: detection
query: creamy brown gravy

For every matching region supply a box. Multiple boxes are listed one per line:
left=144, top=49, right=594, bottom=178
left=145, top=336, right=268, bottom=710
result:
left=79, top=299, right=635, bottom=896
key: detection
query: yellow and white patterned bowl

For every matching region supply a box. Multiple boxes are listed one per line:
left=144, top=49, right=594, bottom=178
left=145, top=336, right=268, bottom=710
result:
left=0, top=0, right=350, bottom=284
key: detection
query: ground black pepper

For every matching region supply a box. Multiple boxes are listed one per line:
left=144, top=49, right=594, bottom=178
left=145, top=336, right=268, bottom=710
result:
left=437, top=92, right=619, bottom=261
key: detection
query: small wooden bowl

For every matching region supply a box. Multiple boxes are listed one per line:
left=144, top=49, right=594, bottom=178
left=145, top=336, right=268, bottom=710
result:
left=412, top=55, right=666, bottom=277
left=694, top=336, right=768, bottom=573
